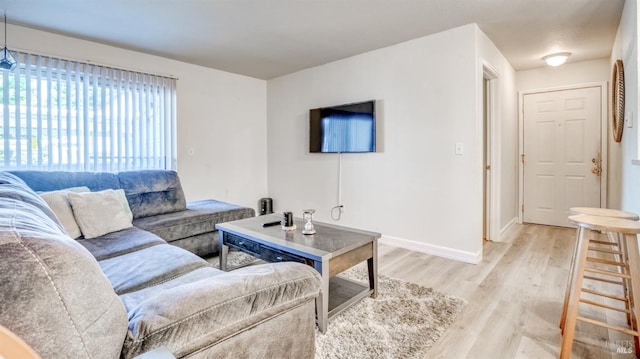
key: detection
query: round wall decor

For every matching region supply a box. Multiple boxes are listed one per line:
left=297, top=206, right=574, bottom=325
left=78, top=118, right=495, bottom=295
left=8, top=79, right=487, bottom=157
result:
left=612, top=59, right=625, bottom=142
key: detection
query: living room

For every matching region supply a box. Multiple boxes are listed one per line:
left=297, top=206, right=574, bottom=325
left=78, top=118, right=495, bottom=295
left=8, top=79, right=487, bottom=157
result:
left=6, top=1, right=637, bottom=262
left=1, top=0, right=639, bottom=358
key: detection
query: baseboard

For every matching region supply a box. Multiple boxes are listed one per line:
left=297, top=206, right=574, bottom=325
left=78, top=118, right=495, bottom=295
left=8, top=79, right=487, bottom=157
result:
left=379, top=235, right=482, bottom=264
left=499, top=217, right=518, bottom=239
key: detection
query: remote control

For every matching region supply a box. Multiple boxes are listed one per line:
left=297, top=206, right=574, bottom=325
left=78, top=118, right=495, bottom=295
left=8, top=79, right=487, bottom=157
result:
left=262, top=220, right=281, bottom=228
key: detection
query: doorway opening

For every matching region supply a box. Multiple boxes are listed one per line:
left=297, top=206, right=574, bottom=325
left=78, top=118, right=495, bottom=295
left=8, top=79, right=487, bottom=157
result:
left=482, top=63, right=498, bottom=245
left=483, top=77, right=490, bottom=242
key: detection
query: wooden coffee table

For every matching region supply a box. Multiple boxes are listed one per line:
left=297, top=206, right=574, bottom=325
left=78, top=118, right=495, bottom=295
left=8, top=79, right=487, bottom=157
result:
left=216, top=214, right=381, bottom=333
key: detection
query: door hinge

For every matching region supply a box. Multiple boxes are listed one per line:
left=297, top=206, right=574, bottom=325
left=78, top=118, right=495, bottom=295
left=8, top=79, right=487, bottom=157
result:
left=522, top=204, right=524, bottom=213
left=521, top=154, right=525, bottom=164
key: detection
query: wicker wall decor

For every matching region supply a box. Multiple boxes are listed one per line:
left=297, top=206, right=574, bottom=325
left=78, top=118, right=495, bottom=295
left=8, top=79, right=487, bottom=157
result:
left=612, top=59, right=625, bottom=142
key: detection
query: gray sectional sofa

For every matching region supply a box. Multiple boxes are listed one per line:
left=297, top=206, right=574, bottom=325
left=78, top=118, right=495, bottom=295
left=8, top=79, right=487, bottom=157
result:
left=0, top=170, right=321, bottom=358
left=9, top=170, right=252, bottom=257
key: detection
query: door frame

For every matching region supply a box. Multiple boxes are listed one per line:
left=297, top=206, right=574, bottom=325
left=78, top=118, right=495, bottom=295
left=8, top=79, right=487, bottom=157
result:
left=518, top=82, right=608, bottom=224
left=481, top=61, right=499, bottom=243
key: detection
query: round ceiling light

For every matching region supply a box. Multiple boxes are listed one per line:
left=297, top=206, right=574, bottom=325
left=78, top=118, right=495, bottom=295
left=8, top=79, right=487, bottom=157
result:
left=542, top=52, right=571, bottom=67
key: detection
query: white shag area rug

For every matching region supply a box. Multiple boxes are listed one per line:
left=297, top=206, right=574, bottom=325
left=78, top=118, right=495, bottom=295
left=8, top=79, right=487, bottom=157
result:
left=208, top=251, right=466, bottom=358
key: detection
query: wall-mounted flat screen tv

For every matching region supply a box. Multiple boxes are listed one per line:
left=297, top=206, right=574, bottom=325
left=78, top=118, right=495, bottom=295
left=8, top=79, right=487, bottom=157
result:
left=309, top=100, right=376, bottom=153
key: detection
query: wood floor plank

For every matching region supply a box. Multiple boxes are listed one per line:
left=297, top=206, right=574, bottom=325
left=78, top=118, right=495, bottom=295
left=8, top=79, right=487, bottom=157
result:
left=378, top=223, right=639, bottom=358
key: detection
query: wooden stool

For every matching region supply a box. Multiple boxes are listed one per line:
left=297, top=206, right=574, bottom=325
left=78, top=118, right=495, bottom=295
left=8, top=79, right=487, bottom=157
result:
left=0, top=325, right=41, bottom=359
left=561, top=215, right=640, bottom=359
left=560, top=208, right=639, bottom=332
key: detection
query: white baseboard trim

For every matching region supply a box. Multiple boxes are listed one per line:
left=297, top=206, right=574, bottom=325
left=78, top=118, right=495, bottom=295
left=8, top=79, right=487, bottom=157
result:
left=499, top=217, right=519, bottom=239
left=379, top=235, right=482, bottom=264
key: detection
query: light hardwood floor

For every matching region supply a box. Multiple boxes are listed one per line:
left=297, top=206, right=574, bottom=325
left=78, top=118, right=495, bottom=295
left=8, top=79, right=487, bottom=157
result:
left=377, top=223, right=637, bottom=358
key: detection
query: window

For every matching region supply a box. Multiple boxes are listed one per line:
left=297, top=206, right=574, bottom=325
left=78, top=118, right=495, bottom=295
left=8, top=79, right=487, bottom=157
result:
left=0, top=51, right=177, bottom=171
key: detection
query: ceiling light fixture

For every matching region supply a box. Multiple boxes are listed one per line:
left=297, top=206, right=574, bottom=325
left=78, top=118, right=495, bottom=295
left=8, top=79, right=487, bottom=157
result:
left=542, top=52, right=571, bottom=67
left=0, top=13, right=17, bottom=71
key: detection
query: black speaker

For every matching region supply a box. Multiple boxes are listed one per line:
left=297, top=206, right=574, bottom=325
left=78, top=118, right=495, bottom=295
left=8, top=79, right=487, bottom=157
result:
left=259, top=198, right=273, bottom=215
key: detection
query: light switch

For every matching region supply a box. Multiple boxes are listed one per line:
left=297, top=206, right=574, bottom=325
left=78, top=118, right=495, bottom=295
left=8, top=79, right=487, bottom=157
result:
left=455, top=142, right=464, bottom=155
left=626, top=111, right=633, bottom=128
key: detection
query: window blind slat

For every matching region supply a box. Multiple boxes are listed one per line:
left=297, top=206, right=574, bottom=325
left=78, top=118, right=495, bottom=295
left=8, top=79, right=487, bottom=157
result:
left=170, top=80, right=177, bottom=169
left=55, top=59, right=63, bottom=168
left=2, top=68, right=10, bottom=167
left=13, top=69, right=21, bottom=167
left=124, top=71, right=131, bottom=169
left=35, top=56, right=43, bottom=167
left=74, top=62, right=83, bottom=171
left=25, top=53, right=33, bottom=167
left=132, top=73, right=139, bottom=169
left=45, top=57, right=53, bottom=168
left=100, top=66, right=107, bottom=170
left=64, top=60, right=72, bottom=168
left=109, top=68, right=116, bottom=172
left=116, top=70, right=123, bottom=171
left=145, top=74, right=152, bottom=169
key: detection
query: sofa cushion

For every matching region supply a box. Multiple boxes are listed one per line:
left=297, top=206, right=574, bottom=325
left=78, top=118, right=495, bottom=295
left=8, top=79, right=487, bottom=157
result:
left=69, top=189, right=134, bottom=239
left=0, top=197, right=128, bottom=359
left=118, top=170, right=187, bottom=219
left=77, top=227, right=166, bottom=261
left=132, top=199, right=256, bottom=241
left=119, top=262, right=321, bottom=358
left=98, top=243, right=208, bottom=295
left=9, top=170, right=121, bottom=192
left=119, top=266, right=225, bottom=311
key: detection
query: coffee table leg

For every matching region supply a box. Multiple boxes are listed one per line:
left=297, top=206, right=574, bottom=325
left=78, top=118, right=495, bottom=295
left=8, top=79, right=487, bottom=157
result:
left=220, top=244, right=229, bottom=271
left=314, top=261, right=329, bottom=333
left=367, top=258, right=377, bottom=299
left=368, top=240, right=378, bottom=298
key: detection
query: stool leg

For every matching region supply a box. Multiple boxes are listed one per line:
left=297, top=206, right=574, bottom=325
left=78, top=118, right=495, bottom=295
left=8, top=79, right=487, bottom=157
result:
left=561, top=227, right=589, bottom=359
left=617, top=232, right=634, bottom=326
left=624, top=234, right=640, bottom=357
left=560, top=227, right=582, bottom=332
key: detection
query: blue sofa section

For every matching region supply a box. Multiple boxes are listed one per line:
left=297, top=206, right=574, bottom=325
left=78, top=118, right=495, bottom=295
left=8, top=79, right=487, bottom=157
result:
left=9, top=170, right=254, bottom=257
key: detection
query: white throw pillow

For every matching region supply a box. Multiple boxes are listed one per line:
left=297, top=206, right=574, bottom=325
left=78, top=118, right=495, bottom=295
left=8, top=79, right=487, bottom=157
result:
left=68, top=189, right=133, bottom=239
left=114, top=189, right=133, bottom=222
left=39, top=187, right=90, bottom=239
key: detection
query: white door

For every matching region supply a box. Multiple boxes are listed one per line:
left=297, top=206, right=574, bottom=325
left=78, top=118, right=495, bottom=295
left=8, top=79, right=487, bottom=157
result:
left=523, top=86, right=601, bottom=227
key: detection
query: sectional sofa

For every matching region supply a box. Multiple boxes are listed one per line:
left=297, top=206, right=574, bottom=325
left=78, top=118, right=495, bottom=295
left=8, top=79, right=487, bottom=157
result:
left=0, top=170, right=321, bottom=358
left=9, top=170, right=252, bottom=257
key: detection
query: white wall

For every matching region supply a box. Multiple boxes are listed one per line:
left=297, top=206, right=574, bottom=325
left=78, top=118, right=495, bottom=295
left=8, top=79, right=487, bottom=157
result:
left=611, top=0, right=640, bottom=214
left=8, top=24, right=268, bottom=210
left=267, top=24, right=516, bottom=263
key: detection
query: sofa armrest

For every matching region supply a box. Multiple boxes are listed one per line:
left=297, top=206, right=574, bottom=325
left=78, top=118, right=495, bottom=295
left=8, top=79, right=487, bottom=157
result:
left=120, top=262, right=321, bottom=358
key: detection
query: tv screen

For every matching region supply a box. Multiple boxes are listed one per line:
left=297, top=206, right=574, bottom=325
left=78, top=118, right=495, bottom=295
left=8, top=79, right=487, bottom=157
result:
left=309, top=100, right=376, bottom=153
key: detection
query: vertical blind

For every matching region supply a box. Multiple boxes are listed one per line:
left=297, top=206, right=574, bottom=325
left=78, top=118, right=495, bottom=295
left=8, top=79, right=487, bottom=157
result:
left=0, top=51, right=177, bottom=171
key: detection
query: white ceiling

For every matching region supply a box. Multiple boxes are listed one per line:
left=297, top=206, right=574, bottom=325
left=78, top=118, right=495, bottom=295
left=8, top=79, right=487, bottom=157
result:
left=0, top=0, right=625, bottom=79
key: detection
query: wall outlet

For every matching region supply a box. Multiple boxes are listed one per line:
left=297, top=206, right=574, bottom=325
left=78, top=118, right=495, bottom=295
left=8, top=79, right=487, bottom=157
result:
left=455, top=142, right=464, bottom=155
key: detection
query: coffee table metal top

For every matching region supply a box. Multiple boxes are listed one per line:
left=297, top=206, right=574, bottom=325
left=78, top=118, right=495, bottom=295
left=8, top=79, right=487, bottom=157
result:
left=216, top=214, right=381, bottom=262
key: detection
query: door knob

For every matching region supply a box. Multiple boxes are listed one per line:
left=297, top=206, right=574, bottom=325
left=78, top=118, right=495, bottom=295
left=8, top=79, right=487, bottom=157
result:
left=591, top=156, right=602, bottom=176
